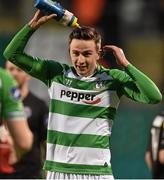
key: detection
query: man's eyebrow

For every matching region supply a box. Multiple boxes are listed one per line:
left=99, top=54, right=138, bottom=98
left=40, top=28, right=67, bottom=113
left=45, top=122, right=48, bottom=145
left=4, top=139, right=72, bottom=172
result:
left=72, top=49, right=93, bottom=53
left=72, top=49, right=81, bottom=52
left=83, top=50, right=93, bottom=53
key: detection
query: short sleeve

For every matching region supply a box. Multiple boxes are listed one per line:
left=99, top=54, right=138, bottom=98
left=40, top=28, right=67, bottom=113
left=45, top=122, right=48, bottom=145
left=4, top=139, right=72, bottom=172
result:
left=2, top=70, right=25, bottom=120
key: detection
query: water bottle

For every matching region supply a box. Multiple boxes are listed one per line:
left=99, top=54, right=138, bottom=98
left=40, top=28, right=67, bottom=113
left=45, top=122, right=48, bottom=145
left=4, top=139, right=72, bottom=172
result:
left=34, top=0, right=80, bottom=28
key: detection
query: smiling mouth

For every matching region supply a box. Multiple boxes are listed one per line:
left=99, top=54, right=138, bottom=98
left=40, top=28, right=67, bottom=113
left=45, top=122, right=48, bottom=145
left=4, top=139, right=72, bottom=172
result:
left=77, top=66, right=87, bottom=70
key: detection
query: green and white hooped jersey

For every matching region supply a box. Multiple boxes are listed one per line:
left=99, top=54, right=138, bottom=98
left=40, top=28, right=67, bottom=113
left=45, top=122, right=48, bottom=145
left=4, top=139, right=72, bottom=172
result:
left=44, top=66, right=120, bottom=175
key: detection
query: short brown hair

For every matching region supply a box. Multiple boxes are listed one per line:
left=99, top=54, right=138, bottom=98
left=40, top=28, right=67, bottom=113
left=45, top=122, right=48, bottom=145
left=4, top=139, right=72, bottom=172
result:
left=69, top=26, right=101, bottom=51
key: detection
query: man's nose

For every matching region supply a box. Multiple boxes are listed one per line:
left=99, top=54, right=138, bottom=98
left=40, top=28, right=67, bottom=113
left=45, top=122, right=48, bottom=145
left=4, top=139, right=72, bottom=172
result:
left=77, top=54, right=85, bottom=64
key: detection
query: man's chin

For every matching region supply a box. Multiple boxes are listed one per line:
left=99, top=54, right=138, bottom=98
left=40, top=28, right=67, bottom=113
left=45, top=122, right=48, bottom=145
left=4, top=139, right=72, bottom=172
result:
left=76, top=70, right=87, bottom=77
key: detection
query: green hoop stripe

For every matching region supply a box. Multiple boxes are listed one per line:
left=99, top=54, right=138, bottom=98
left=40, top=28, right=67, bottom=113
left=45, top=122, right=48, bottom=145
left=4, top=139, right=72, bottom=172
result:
left=50, top=99, right=116, bottom=119
left=44, top=160, right=113, bottom=175
left=47, top=130, right=110, bottom=149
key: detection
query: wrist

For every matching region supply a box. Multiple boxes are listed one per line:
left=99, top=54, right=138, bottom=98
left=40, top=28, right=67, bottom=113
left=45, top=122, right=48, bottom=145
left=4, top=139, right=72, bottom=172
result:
left=28, top=20, right=39, bottom=30
left=123, top=61, right=130, bottom=67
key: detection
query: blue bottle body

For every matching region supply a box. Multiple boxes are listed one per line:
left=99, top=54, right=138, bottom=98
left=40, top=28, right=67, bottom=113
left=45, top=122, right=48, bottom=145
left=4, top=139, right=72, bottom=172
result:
left=34, top=0, right=80, bottom=27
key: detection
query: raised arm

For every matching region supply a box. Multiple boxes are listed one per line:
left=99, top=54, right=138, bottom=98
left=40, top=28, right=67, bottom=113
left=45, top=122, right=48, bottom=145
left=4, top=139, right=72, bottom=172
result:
left=103, top=45, right=162, bottom=104
left=3, top=10, right=56, bottom=83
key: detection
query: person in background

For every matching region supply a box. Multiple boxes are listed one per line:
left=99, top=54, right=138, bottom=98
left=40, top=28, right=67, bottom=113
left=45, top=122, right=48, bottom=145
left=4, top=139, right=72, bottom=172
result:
left=0, top=61, right=49, bottom=179
left=3, top=10, right=162, bottom=179
left=145, top=111, right=164, bottom=179
left=0, top=67, right=33, bottom=176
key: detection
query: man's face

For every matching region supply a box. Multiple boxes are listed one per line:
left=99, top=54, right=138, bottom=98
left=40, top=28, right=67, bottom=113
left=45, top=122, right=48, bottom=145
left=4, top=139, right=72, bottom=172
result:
left=6, top=61, right=30, bottom=87
left=69, top=39, right=100, bottom=77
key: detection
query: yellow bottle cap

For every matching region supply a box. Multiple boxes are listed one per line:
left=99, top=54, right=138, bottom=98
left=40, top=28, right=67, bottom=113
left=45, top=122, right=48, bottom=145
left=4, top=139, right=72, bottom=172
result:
left=75, top=23, right=81, bottom=28
left=71, top=17, right=81, bottom=28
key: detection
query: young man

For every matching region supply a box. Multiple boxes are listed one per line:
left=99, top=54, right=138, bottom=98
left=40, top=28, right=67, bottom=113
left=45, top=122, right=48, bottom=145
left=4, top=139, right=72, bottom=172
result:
left=3, top=10, right=162, bottom=179
left=0, top=68, right=33, bottom=166
left=145, top=112, right=164, bottom=179
left=0, top=61, right=48, bottom=179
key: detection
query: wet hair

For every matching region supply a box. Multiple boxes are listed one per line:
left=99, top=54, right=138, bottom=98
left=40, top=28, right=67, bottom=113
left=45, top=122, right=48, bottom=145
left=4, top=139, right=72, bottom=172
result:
left=69, top=26, right=102, bottom=51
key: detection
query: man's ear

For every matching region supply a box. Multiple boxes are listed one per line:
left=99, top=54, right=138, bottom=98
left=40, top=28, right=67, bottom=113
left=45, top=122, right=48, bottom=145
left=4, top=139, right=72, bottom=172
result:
left=96, top=49, right=104, bottom=61
left=99, top=49, right=104, bottom=58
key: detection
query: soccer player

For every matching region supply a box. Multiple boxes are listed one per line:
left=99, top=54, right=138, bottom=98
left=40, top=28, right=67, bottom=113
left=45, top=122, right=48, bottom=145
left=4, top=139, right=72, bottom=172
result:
left=0, top=68, right=33, bottom=161
left=3, top=10, right=162, bottom=179
left=0, top=61, right=48, bottom=179
left=145, top=112, right=164, bottom=179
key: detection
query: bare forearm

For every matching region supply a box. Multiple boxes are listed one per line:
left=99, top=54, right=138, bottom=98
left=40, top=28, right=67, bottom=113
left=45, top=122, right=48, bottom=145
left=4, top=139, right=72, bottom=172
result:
left=145, top=152, right=152, bottom=170
left=159, top=149, right=164, bottom=164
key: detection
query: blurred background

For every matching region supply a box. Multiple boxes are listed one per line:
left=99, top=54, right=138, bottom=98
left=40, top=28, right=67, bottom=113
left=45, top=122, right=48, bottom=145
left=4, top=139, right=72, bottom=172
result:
left=0, top=0, right=164, bottom=178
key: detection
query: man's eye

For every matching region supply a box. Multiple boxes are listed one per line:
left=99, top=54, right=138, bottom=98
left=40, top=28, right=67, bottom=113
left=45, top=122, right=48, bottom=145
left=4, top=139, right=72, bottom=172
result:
left=73, top=52, right=79, bottom=56
left=83, top=53, right=91, bottom=57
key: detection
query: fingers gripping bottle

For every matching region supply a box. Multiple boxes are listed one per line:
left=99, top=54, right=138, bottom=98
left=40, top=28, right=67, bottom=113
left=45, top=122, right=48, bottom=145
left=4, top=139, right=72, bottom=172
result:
left=34, top=0, right=80, bottom=28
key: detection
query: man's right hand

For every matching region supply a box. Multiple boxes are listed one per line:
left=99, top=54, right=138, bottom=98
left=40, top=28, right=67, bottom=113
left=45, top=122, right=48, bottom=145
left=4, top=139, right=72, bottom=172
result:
left=28, top=10, right=56, bottom=29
